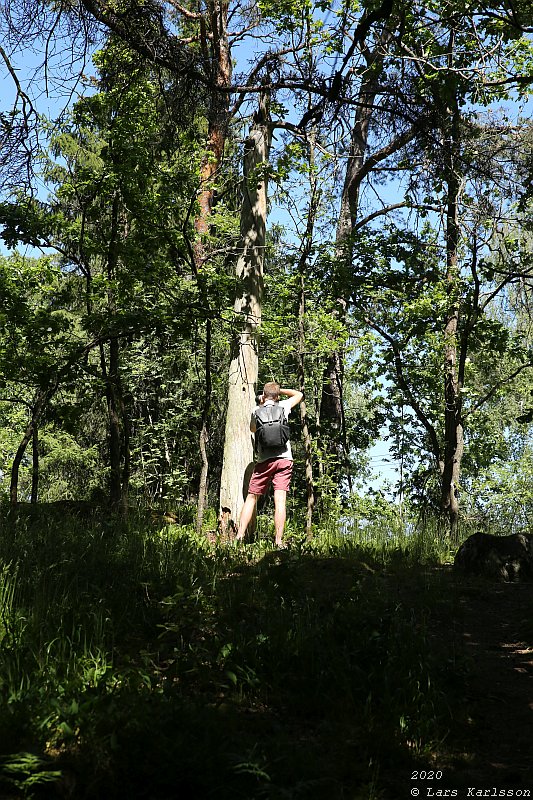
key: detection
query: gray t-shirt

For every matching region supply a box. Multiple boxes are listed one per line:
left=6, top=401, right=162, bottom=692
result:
left=251, top=399, right=293, bottom=463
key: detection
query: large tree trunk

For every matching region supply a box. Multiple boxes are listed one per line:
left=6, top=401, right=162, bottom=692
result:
left=195, top=0, right=232, bottom=534
left=195, top=0, right=231, bottom=238
left=219, top=94, right=272, bottom=530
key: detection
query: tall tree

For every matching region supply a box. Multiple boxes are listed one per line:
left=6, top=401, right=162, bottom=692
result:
left=219, top=94, right=272, bottom=530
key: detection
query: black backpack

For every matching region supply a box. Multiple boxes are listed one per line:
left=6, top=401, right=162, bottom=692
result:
left=254, top=404, right=290, bottom=449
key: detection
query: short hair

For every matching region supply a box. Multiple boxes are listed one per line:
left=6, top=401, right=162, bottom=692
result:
left=263, top=381, right=280, bottom=400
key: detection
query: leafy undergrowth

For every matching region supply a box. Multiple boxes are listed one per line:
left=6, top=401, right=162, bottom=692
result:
left=0, top=511, right=464, bottom=799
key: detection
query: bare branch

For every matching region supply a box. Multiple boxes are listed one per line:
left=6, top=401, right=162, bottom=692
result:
left=0, top=43, right=40, bottom=191
left=365, top=316, right=442, bottom=464
left=466, top=362, right=533, bottom=417
left=354, top=202, right=409, bottom=230
left=165, top=0, right=201, bottom=19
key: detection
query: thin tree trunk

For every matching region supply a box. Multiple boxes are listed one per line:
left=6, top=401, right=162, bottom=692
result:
left=196, top=318, right=212, bottom=535
left=103, top=336, right=123, bottom=510
left=31, top=421, right=39, bottom=504
left=219, top=93, right=272, bottom=531
left=320, top=35, right=394, bottom=487
left=298, top=275, right=315, bottom=538
left=121, top=391, right=131, bottom=516
left=440, top=30, right=464, bottom=540
left=10, top=389, right=50, bottom=506
left=101, top=193, right=129, bottom=514
left=296, top=124, right=320, bottom=538
left=10, top=421, right=34, bottom=507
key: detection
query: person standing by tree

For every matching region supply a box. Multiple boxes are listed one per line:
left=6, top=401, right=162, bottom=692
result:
left=236, top=382, right=303, bottom=547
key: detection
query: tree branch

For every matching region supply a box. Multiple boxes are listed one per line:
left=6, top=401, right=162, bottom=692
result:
left=466, top=362, right=533, bottom=417
left=354, top=202, right=409, bottom=230
left=365, top=316, right=442, bottom=464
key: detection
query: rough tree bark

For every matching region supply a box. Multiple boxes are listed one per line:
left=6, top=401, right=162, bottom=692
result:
left=219, top=93, right=272, bottom=531
left=194, top=0, right=232, bottom=535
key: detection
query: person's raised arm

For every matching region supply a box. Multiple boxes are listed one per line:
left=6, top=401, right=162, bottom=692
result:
left=280, top=388, right=303, bottom=410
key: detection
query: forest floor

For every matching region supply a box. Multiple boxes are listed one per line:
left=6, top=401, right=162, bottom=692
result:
left=404, top=567, right=533, bottom=799
left=3, top=517, right=533, bottom=800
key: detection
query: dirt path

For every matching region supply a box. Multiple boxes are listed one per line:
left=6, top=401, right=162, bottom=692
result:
left=447, top=580, right=533, bottom=789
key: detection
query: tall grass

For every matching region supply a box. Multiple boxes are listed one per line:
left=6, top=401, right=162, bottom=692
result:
left=0, top=507, right=461, bottom=799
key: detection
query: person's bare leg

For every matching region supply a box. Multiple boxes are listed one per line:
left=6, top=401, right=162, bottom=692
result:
left=236, top=493, right=259, bottom=541
left=273, top=489, right=287, bottom=546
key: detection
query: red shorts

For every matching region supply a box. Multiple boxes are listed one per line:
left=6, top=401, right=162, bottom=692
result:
left=248, top=458, right=293, bottom=495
